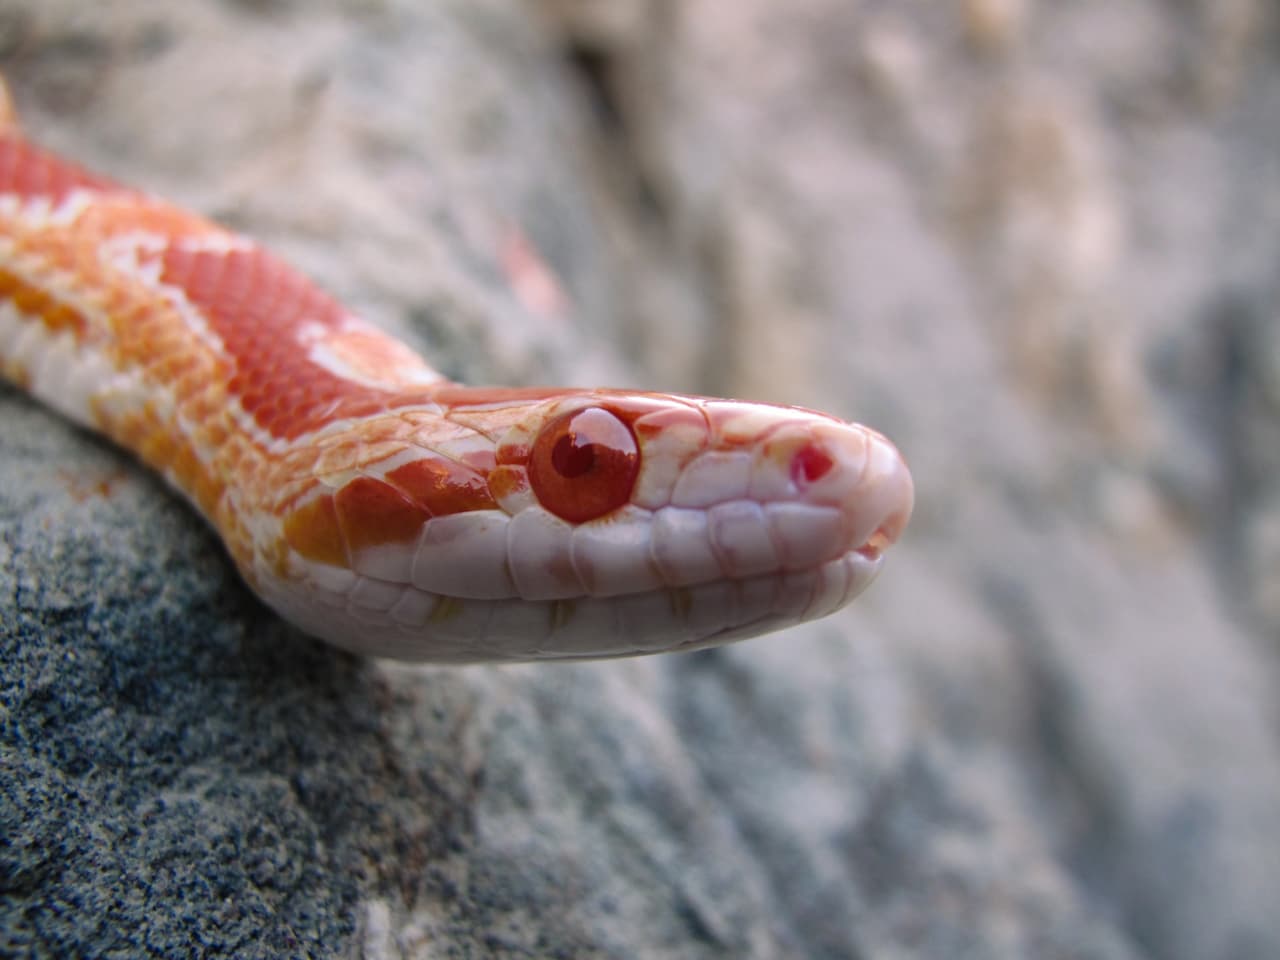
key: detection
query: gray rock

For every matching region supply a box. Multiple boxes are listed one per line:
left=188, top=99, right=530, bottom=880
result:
left=2, top=0, right=1278, bottom=957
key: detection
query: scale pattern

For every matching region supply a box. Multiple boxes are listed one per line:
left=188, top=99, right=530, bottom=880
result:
left=0, top=81, right=914, bottom=662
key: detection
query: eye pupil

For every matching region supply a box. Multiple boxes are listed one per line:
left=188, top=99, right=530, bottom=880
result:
left=552, top=432, right=597, bottom=478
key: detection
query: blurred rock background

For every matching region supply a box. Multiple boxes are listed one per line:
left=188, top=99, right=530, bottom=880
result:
left=1, top=1, right=1277, bottom=957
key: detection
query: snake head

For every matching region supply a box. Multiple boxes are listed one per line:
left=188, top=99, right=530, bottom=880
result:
left=266, top=388, right=912, bottom=662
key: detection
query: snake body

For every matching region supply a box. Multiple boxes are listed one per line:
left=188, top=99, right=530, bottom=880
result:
left=0, top=80, right=913, bottom=662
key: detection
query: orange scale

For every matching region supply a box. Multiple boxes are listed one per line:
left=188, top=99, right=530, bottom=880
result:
left=212, top=435, right=244, bottom=468
left=286, top=369, right=325, bottom=395
left=157, top=247, right=193, bottom=284
left=297, top=409, right=338, bottom=438
left=0, top=268, right=22, bottom=299
left=339, top=396, right=392, bottom=422
left=194, top=250, right=231, bottom=294
left=192, top=470, right=227, bottom=521
left=272, top=398, right=307, bottom=429
left=169, top=443, right=202, bottom=490
left=243, top=405, right=282, bottom=443
left=251, top=349, right=284, bottom=376
left=263, top=293, right=302, bottom=328
left=487, top=464, right=528, bottom=503
left=139, top=326, right=176, bottom=356
left=255, top=368, right=288, bottom=397
left=176, top=249, right=234, bottom=299
left=102, top=410, right=146, bottom=450
left=248, top=378, right=282, bottom=407
left=270, top=377, right=303, bottom=400
left=377, top=417, right=421, bottom=443
left=235, top=464, right=272, bottom=509
left=333, top=477, right=431, bottom=554
left=183, top=364, right=224, bottom=398
left=355, top=441, right=409, bottom=470
left=263, top=410, right=298, bottom=439
left=272, top=455, right=317, bottom=492
left=93, top=282, right=129, bottom=317
left=272, top=479, right=319, bottom=515
left=254, top=396, right=284, bottom=425
left=314, top=441, right=363, bottom=477
left=220, top=320, right=244, bottom=345
left=216, top=309, right=247, bottom=338
left=106, top=305, right=143, bottom=336
left=10, top=281, right=53, bottom=320
left=0, top=137, right=114, bottom=202
left=384, top=456, right=496, bottom=517
left=133, top=333, right=171, bottom=364
left=137, top=425, right=180, bottom=474
left=43, top=300, right=88, bottom=336
left=146, top=352, right=184, bottom=383
left=274, top=381, right=303, bottom=405
left=302, top=374, right=336, bottom=397
left=496, top=442, right=531, bottom=466
left=175, top=343, right=207, bottom=369
left=283, top=494, right=347, bottom=568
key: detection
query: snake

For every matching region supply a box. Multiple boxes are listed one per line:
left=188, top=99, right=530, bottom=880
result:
left=0, top=78, right=913, bottom=662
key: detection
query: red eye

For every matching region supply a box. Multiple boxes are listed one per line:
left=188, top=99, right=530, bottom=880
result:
left=529, top=407, right=639, bottom=522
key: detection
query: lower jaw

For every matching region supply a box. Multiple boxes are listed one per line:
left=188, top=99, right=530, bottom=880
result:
left=261, top=549, right=881, bottom=663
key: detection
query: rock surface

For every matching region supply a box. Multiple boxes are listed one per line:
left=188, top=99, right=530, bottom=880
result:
left=2, top=1, right=1279, bottom=957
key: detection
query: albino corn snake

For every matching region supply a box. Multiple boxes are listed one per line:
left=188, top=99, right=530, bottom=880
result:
left=0, top=79, right=913, bottom=662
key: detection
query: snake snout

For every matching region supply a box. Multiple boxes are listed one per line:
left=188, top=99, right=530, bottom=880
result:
left=842, top=425, right=913, bottom=558
left=766, top=420, right=913, bottom=567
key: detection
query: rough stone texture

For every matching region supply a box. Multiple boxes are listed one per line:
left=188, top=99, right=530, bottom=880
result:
left=2, top=1, right=1278, bottom=958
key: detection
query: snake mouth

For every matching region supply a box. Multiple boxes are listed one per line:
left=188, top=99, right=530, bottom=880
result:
left=518, top=546, right=888, bottom=661
left=854, top=492, right=913, bottom=562
left=267, top=531, right=891, bottom=663
left=673, top=547, right=888, bottom=653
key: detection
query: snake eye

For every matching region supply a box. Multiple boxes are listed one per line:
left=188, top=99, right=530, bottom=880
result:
left=529, top=407, right=639, bottom=522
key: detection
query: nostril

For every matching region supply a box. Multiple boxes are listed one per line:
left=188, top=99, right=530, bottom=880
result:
left=791, top=441, right=835, bottom=487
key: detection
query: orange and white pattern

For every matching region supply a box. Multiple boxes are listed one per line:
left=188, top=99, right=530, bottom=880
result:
left=0, top=80, right=913, bottom=661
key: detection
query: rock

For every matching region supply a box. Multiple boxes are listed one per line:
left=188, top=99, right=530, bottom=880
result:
left=2, top=0, right=1278, bottom=957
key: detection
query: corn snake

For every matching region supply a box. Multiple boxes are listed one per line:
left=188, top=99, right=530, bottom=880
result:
left=0, top=79, right=913, bottom=662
